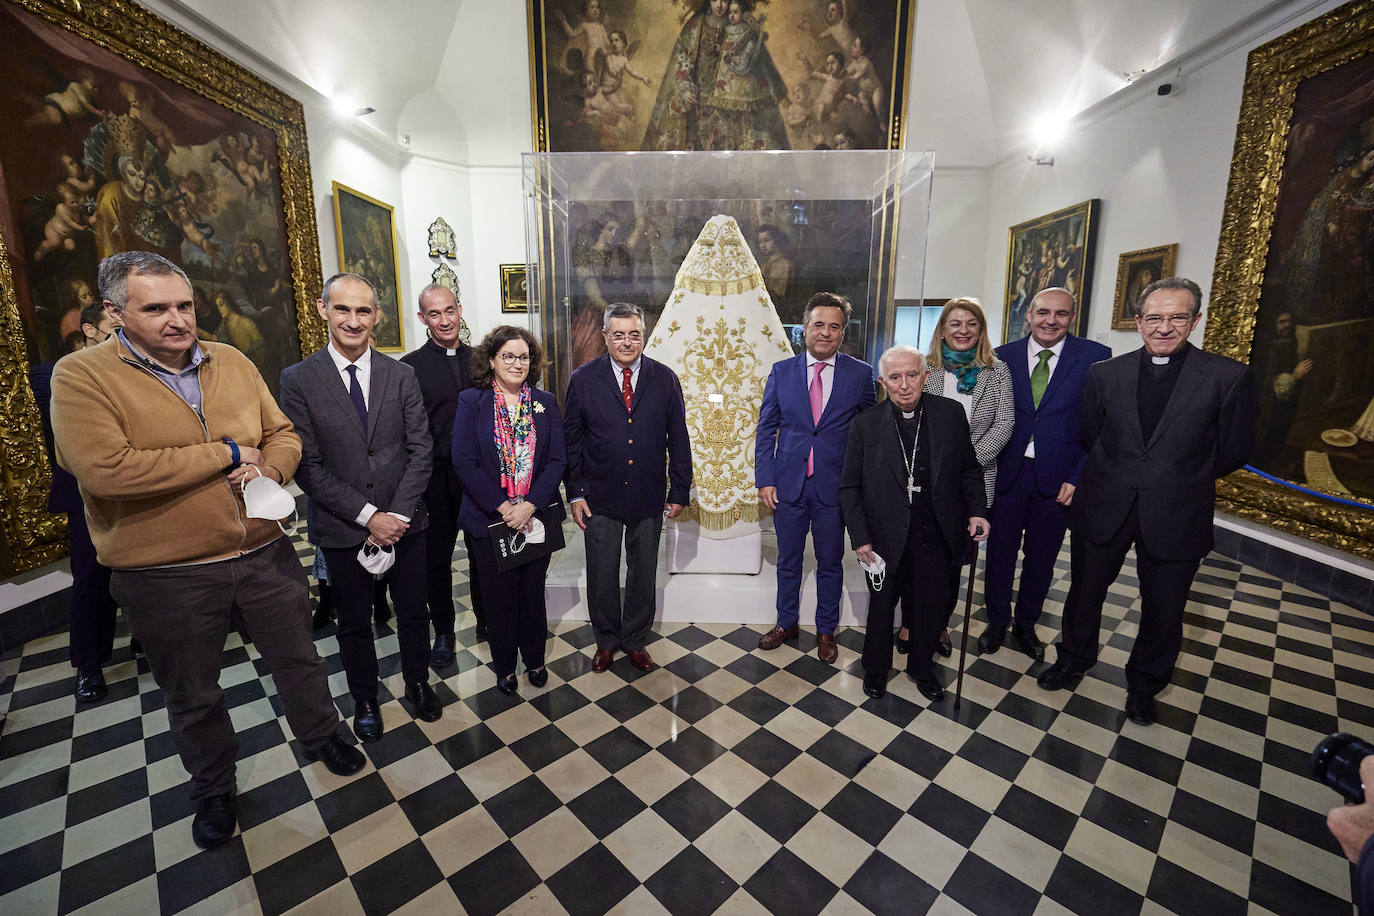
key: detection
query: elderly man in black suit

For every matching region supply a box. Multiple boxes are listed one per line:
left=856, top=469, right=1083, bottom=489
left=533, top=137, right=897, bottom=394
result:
left=280, top=273, right=441, bottom=743
left=1038, top=277, right=1258, bottom=725
left=400, top=283, right=486, bottom=667
left=840, top=345, right=990, bottom=702
left=564, top=302, right=692, bottom=673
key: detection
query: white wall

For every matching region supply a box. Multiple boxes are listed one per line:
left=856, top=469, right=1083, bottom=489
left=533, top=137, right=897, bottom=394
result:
left=912, top=167, right=992, bottom=302
left=977, top=1, right=1347, bottom=351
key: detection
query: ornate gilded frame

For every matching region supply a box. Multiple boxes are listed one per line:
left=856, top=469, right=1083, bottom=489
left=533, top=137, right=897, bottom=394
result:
left=1207, top=0, right=1374, bottom=559
left=500, top=264, right=529, bottom=314
left=0, top=0, right=326, bottom=577
left=1001, top=199, right=1100, bottom=344
left=1111, top=243, right=1177, bottom=331
left=330, top=182, right=405, bottom=353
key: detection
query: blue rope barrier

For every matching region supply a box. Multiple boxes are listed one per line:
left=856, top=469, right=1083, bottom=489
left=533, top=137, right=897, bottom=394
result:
left=1242, top=465, right=1374, bottom=512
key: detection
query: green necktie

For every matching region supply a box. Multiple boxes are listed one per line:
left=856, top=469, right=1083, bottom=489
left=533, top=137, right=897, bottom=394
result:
left=1031, top=349, right=1053, bottom=408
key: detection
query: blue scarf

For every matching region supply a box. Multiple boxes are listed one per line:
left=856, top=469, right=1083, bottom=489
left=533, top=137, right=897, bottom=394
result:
left=940, top=341, right=982, bottom=394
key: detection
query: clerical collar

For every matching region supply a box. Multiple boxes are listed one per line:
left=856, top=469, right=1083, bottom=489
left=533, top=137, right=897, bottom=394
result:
left=1151, top=355, right=1170, bottom=365
left=901, top=410, right=915, bottom=419
left=446, top=348, right=456, bottom=356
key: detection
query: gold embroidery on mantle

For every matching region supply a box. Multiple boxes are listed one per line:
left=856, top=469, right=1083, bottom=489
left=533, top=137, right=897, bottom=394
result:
left=673, top=217, right=765, bottom=297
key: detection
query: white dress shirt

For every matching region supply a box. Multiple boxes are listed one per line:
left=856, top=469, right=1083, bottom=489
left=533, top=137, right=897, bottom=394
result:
left=1024, top=335, right=1066, bottom=458
left=805, top=352, right=835, bottom=413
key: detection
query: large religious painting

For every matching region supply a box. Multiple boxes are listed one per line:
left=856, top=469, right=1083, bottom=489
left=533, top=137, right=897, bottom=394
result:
left=1209, top=0, right=1374, bottom=559
left=1001, top=199, right=1100, bottom=345
left=526, top=0, right=917, bottom=151
left=331, top=183, right=404, bottom=351
left=0, top=0, right=326, bottom=576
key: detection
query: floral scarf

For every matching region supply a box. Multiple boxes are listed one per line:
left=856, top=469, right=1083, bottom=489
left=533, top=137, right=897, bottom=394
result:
left=940, top=341, right=983, bottom=395
left=493, top=381, right=537, bottom=498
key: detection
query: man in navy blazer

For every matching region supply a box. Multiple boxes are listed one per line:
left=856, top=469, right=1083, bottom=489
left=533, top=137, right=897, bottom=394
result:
left=981, top=288, right=1110, bottom=659
left=564, top=303, right=692, bottom=673
left=756, top=292, right=876, bottom=663
left=279, top=273, right=441, bottom=743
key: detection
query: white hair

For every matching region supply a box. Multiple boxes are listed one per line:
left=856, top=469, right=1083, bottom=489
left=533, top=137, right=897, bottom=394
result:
left=878, top=345, right=926, bottom=376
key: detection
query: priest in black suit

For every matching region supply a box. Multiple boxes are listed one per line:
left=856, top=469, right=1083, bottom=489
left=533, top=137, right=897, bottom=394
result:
left=1038, top=277, right=1257, bottom=726
left=400, top=283, right=485, bottom=667
left=840, top=345, right=990, bottom=702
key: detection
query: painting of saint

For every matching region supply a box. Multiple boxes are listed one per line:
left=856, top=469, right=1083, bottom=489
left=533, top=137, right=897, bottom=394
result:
left=0, top=3, right=299, bottom=383
left=331, top=183, right=405, bottom=351
left=531, top=0, right=915, bottom=152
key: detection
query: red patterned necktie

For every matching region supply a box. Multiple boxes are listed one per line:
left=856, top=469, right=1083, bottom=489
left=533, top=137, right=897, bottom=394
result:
left=622, top=367, right=633, bottom=411
left=807, top=361, right=826, bottom=476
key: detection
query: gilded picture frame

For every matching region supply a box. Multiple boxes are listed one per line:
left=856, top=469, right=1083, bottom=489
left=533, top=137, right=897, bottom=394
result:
left=0, top=0, right=326, bottom=578
left=500, top=263, right=530, bottom=314
left=330, top=182, right=405, bottom=352
left=526, top=0, right=917, bottom=152
left=1001, top=199, right=1100, bottom=345
left=1111, top=244, right=1178, bottom=331
left=1207, top=0, right=1374, bottom=560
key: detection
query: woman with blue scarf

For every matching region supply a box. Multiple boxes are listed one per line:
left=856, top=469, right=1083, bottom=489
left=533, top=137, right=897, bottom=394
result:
left=896, top=297, right=1014, bottom=656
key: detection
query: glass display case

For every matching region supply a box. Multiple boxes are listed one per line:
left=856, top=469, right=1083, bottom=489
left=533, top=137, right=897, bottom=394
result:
left=521, top=150, right=934, bottom=395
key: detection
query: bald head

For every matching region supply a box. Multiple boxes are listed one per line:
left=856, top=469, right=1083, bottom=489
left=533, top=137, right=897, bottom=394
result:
left=417, top=283, right=462, bottom=348
left=1026, top=287, right=1076, bottom=347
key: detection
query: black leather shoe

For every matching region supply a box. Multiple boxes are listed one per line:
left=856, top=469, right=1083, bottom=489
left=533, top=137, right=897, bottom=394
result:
left=935, top=634, right=953, bottom=658
left=353, top=699, right=383, bottom=743
left=496, top=674, right=518, bottom=696
left=1011, top=625, right=1045, bottom=661
left=909, top=673, right=946, bottom=702
left=75, top=667, right=107, bottom=703
left=1036, top=660, right=1083, bottom=692
left=894, top=630, right=909, bottom=655
left=528, top=666, right=548, bottom=688
left=863, top=674, right=887, bottom=699
left=405, top=681, right=443, bottom=722
left=304, top=734, right=366, bottom=775
left=977, top=625, right=1006, bottom=656
left=1125, top=691, right=1157, bottom=726
left=129, top=637, right=143, bottom=657
left=474, top=623, right=489, bottom=642
left=191, top=791, right=236, bottom=849
left=430, top=633, right=456, bottom=669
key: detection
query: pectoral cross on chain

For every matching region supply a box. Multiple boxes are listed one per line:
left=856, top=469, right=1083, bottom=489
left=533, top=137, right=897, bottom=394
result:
left=907, top=475, right=921, bottom=503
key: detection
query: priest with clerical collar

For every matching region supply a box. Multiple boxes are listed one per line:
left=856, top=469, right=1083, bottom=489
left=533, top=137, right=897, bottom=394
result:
left=839, top=345, right=990, bottom=701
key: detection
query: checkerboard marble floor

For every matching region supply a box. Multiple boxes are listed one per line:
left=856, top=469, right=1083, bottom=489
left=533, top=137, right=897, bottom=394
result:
left=0, top=536, right=1367, bottom=915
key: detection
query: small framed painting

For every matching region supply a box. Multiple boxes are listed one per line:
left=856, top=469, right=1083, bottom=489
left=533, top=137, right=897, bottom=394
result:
left=331, top=181, right=404, bottom=351
left=1111, top=244, right=1178, bottom=330
left=500, top=263, right=529, bottom=314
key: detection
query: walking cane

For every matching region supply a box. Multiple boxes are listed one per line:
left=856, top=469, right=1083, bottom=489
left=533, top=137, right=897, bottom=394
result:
left=952, top=537, right=980, bottom=715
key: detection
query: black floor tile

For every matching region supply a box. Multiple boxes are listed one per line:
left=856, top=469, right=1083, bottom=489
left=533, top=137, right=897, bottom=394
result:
left=742, top=847, right=837, bottom=916
left=822, top=782, right=903, bottom=846
left=1256, top=792, right=1344, bottom=856
left=236, top=771, right=313, bottom=831
left=398, top=773, right=478, bottom=836
left=664, top=652, right=719, bottom=683
left=1034, top=733, right=1107, bottom=783
left=737, top=779, right=817, bottom=843
left=349, top=838, right=444, bottom=916
left=508, top=723, right=579, bottom=772
left=0, top=831, right=63, bottom=896
left=728, top=686, right=789, bottom=725
left=566, top=776, right=647, bottom=839
left=155, top=838, right=253, bottom=915
left=652, top=778, right=731, bottom=841
left=433, top=723, right=503, bottom=770
left=957, top=732, right=1029, bottom=783
left=0, top=767, right=69, bottom=819
left=64, top=768, right=147, bottom=827
left=582, top=726, right=653, bottom=773
left=644, top=845, right=737, bottom=916
left=994, top=785, right=1078, bottom=849
left=357, top=721, right=431, bottom=770
left=1081, top=787, right=1166, bottom=853
left=1249, top=859, right=1350, bottom=915
left=807, top=729, right=877, bottom=778
left=785, top=654, right=840, bottom=686
left=909, top=783, right=989, bottom=847
left=882, top=731, right=952, bottom=780
left=545, top=842, right=641, bottom=916
left=1, top=717, right=74, bottom=760
left=527, top=683, right=590, bottom=722
left=732, top=729, right=802, bottom=777
left=449, top=841, right=541, bottom=916
left=482, top=775, right=562, bottom=836
left=1061, top=693, right=1125, bottom=732
left=598, top=684, right=659, bottom=722
left=1044, top=852, right=1145, bottom=916
left=1186, top=738, right=1263, bottom=788
left=844, top=850, right=939, bottom=915
left=314, top=772, right=395, bottom=833
left=794, top=688, right=855, bottom=727
left=253, top=838, right=347, bottom=916
left=1168, top=789, right=1255, bottom=855
left=656, top=727, right=727, bottom=775
left=1269, top=697, right=1339, bottom=736
left=944, top=852, right=1040, bottom=916
left=993, top=691, right=1059, bottom=730
left=666, top=625, right=716, bottom=651
left=1109, top=735, right=1184, bottom=785
left=662, top=684, right=723, bottom=724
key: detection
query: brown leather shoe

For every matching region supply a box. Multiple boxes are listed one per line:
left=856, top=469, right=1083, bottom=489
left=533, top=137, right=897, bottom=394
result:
left=627, top=648, right=655, bottom=672
left=817, top=633, right=838, bottom=664
left=757, top=625, right=800, bottom=650
left=591, top=649, right=614, bottom=672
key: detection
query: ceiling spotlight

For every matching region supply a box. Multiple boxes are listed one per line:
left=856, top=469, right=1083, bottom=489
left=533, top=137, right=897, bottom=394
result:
left=1030, top=111, right=1069, bottom=150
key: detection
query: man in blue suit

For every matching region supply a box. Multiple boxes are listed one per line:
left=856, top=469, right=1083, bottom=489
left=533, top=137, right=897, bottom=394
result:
left=565, top=303, right=692, bottom=673
left=980, top=288, right=1110, bottom=659
left=756, top=292, right=876, bottom=663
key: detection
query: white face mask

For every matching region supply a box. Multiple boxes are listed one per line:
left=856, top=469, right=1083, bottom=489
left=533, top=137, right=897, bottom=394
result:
left=859, top=552, right=886, bottom=591
left=357, top=538, right=396, bottom=575
left=239, top=467, right=299, bottom=535
left=507, top=517, right=546, bottom=554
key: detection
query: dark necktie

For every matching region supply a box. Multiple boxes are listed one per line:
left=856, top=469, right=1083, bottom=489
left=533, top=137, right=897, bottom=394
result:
left=622, top=367, right=633, bottom=411
left=1031, top=349, right=1052, bottom=408
left=346, top=364, right=367, bottom=428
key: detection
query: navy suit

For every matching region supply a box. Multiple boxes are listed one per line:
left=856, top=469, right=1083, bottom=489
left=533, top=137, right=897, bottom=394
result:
left=756, top=352, right=875, bottom=632
left=564, top=355, right=691, bottom=652
left=452, top=385, right=566, bottom=678
left=985, top=335, right=1110, bottom=629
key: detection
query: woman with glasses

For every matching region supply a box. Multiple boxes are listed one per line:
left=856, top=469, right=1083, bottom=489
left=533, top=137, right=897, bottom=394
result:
left=895, top=297, right=1014, bottom=656
left=452, top=326, right=566, bottom=695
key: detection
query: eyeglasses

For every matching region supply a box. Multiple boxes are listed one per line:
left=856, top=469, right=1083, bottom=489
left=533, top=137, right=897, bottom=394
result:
left=1140, top=314, right=1194, bottom=328
left=608, top=332, right=642, bottom=343
left=498, top=353, right=532, bottom=365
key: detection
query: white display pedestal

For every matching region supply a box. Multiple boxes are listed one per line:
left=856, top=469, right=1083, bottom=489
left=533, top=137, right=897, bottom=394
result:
left=666, top=521, right=762, bottom=574
left=545, top=520, right=869, bottom=626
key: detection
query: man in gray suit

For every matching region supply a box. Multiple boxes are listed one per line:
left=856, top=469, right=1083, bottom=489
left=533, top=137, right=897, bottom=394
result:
left=280, top=273, right=441, bottom=742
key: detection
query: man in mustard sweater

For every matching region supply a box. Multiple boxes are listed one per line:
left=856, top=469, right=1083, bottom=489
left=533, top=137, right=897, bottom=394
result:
left=51, top=251, right=365, bottom=851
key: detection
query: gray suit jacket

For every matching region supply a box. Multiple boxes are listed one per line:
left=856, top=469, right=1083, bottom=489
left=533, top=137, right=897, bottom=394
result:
left=279, top=348, right=433, bottom=549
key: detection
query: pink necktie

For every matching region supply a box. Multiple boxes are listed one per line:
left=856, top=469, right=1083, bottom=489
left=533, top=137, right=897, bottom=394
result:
left=808, top=361, right=826, bottom=476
